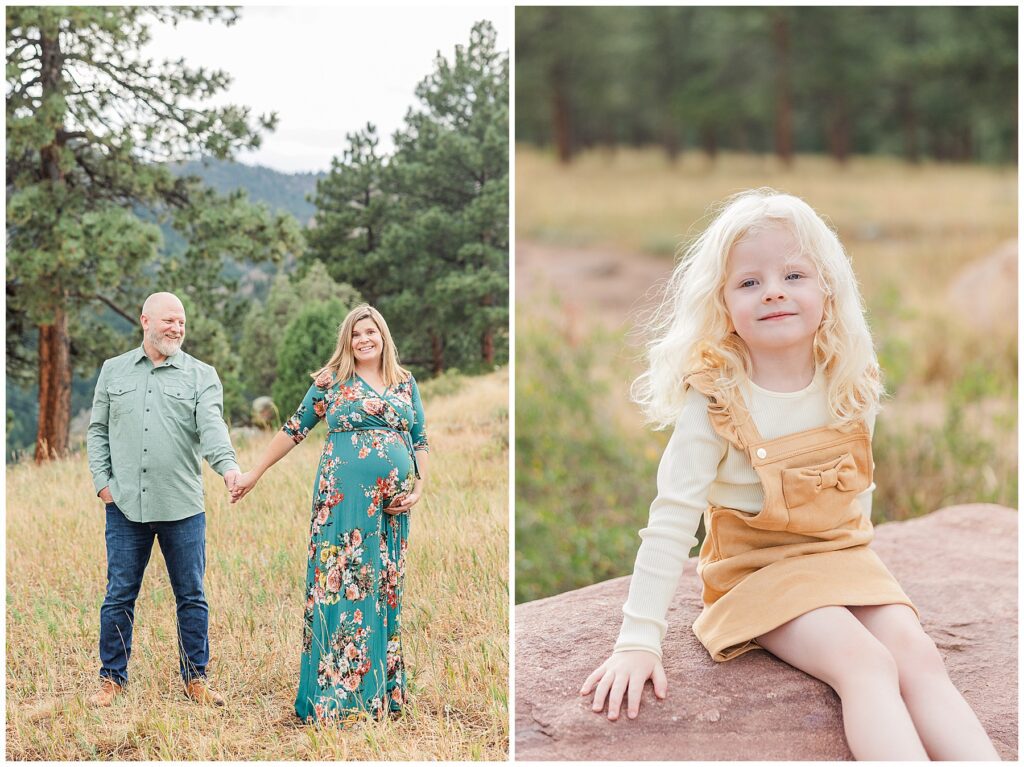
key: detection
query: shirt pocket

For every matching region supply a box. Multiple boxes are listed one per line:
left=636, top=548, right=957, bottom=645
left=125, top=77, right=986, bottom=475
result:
left=164, top=385, right=197, bottom=425
left=106, top=380, right=138, bottom=418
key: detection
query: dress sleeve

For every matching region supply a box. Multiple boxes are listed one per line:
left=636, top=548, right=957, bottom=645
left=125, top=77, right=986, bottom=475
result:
left=613, top=387, right=726, bottom=659
left=282, top=381, right=327, bottom=444
left=409, top=377, right=429, bottom=451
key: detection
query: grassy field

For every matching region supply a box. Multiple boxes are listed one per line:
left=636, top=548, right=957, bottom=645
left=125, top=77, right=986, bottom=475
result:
left=6, top=369, right=509, bottom=760
left=515, top=147, right=1017, bottom=603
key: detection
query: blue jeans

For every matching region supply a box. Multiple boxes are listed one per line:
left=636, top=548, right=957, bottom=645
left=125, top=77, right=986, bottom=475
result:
left=99, top=504, right=209, bottom=685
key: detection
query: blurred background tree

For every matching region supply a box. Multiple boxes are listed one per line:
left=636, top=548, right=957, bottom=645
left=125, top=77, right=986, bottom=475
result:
left=516, top=6, right=1016, bottom=164
left=270, top=297, right=355, bottom=416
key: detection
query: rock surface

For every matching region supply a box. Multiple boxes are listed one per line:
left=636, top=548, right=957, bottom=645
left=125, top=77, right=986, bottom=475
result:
left=946, top=239, right=1017, bottom=333
left=515, top=504, right=1018, bottom=761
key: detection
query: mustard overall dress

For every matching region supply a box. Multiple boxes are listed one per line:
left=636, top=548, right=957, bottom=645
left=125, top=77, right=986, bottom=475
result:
left=686, top=370, right=917, bottom=662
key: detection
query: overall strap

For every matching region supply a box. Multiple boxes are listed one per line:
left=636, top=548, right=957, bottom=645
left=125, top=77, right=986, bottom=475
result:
left=684, top=369, right=764, bottom=451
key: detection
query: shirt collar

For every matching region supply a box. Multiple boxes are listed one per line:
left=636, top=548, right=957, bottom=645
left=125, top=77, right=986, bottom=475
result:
left=134, top=344, right=184, bottom=369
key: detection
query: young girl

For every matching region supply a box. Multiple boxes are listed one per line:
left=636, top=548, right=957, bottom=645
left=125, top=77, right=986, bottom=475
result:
left=580, top=190, right=1000, bottom=761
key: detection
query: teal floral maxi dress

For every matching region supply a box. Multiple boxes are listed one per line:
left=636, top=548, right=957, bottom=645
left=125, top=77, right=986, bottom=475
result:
left=282, top=370, right=428, bottom=724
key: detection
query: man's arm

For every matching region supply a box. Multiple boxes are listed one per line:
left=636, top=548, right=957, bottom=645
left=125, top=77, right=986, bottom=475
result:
left=195, top=366, right=240, bottom=480
left=87, top=362, right=113, bottom=501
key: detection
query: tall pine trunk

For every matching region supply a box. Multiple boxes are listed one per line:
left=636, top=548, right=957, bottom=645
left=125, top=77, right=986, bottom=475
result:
left=828, top=94, right=850, bottom=165
left=899, top=84, right=920, bottom=163
left=480, top=293, right=495, bottom=365
left=431, top=333, right=444, bottom=376
left=772, top=11, right=794, bottom=166
left=35, top=301, right=72, bottom=462
left=701, top=125, right=718, bottom=160
left=551, top=59, right=572, bottom=164
left=34, top=27, right=74, bottom=462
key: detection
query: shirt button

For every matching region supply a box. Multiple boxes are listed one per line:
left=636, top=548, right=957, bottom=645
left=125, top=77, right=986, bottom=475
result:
left=142, top=469, right=147, bottom=473
left=142, top=488, right=146, bottom=493
left=756, top=448, right=767, bottom=459
left=146, top=408, right=150, bottom=412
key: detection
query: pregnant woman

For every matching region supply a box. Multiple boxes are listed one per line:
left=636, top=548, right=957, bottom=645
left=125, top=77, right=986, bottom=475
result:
left=232, top=304, right=429, bottom=724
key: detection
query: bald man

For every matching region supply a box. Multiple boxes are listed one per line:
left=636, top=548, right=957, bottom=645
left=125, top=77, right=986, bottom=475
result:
left=86, top=292, right=241, bottom=707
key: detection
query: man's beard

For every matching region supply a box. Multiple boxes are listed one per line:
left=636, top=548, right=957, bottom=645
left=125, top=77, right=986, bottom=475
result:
left=147, top=328, right=183, bottom=356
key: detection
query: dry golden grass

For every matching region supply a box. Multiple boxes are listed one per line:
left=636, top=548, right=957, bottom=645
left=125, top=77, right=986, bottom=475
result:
left=6, top=369, right=509, bottom=760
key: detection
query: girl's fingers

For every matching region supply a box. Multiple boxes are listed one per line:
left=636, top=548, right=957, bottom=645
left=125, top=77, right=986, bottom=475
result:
left=580, top=662, right=607, bottom=695
left=606, top=673, right=629, bottom=720
left=626, top=672, right=644, bottom=718
left=591, top=670, right=614, bottom=713
left=652, top=662, right=668, bottom=699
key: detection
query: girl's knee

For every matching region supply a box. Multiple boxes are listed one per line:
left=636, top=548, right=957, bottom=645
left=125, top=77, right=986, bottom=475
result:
left=833, top=634, right=899, bottom=690
left=893, top=627, right=949, bottom=683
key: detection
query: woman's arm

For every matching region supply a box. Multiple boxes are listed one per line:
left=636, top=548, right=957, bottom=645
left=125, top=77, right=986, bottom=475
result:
left=385, top=377, right=430, bottom=514
left=231, top=381, right=327, bottom=503
left=230, top=430, right=299, bottom=503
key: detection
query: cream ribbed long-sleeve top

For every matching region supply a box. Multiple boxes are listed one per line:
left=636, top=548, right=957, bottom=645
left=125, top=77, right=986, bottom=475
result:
left=613, top=370, right=876, bottom=658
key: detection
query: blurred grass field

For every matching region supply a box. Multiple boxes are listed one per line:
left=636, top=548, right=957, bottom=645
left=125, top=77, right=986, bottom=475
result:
left=7, top=369, right=509, bottom=760
left=515, top=147, right=1017, bottom=603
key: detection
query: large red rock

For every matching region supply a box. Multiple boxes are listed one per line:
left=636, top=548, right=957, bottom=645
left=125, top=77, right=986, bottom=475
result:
left=946, top=240, right=1016, bottom=334
left=515, top=505, right=1017, bottom=761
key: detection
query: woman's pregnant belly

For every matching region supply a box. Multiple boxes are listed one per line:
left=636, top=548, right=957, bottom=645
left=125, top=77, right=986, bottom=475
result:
left=319, top=429, right=415, bottom=510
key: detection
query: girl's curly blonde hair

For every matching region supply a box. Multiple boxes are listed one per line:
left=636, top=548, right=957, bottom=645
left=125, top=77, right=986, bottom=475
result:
left=632, top=188, right=882, bottom=429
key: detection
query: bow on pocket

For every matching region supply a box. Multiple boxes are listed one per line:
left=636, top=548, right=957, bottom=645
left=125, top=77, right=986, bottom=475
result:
left=781, top=453, right=859, bottom=508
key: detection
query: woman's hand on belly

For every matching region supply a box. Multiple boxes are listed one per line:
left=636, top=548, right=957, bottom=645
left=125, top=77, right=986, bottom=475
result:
left=384, top=481, right=423, bottom=514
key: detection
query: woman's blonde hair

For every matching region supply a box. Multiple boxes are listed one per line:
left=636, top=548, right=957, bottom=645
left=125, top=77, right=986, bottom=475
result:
left=632, top=188, right=882, bottom=429
left=312, top=303, right=410, bottom=387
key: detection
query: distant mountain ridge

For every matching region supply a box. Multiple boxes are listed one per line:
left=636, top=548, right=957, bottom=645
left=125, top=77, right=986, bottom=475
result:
left=173, top=158, right=325, bottom=225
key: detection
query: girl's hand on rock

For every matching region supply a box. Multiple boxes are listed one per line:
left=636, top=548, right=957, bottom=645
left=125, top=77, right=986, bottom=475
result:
left=579, top=650, right=667, bottom=720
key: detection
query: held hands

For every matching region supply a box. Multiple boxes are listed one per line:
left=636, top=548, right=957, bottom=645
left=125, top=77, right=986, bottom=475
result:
left=229, top=471, right=259, bottom=504
left=580, top=650, right=667, bottom=721
left=223, top=469, right=240, bottom=495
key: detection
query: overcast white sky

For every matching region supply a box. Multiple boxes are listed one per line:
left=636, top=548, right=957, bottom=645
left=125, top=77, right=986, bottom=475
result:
left=144, top=5, right=510, bottom=174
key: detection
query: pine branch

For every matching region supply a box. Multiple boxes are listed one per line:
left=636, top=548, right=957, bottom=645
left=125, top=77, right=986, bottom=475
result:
left=70, top=291, right=135, bottom=324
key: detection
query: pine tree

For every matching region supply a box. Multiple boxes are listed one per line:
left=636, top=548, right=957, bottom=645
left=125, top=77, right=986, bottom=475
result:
left=306, top=124, right=391, bottom=302
left=384, top=20, right=509, bottom=373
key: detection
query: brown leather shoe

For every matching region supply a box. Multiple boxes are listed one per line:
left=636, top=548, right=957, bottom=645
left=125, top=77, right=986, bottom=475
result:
left=184, top=678, right=226, bottom=707
left=87, top=678, right=123, bottom=707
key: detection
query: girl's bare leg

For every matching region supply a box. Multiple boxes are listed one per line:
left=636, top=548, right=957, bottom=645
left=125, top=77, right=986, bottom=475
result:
left=848, top=604, right=1001, bottom=761
left=756, top=605, right=928, bottom=760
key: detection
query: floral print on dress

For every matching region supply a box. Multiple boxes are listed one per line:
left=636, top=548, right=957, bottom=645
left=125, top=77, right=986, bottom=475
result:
left=379, top=521, right=408, bottom=613
left=316, top=610, right=371, bottom=693
left=386, top=631, right=405, bottom=708
left=311, top=528, right=374, bottom=605
left=284, top=371, right=428, bottom=726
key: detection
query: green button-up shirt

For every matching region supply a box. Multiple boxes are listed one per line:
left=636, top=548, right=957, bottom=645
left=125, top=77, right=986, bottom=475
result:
left=87, top=345, right=239, bottom=523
